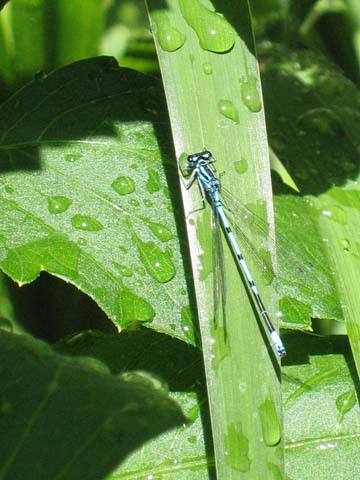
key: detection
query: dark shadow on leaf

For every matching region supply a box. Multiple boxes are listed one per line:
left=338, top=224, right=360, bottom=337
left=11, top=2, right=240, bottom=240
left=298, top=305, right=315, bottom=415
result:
left=5, top=273, right=117, bottom=342
left=0, top=331, right=184, bottom=480
left=260, top=46, right=360, bottom=196
left=55, top=328, right=205, bottom=392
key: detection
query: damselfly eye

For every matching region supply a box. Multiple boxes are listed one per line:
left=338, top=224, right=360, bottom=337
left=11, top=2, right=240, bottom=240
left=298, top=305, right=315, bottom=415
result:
left=202, top=150, right=212, bottom=160
left=187, top=154, right=198, bottom=165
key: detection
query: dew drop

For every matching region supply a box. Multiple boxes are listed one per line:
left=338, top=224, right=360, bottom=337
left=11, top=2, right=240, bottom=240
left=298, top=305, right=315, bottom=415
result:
left=129, top=199, right=140, bottom=207
left=114, top=263, right=133, bottom=277
left=78, top=237, right=87, bottom=246
left=144, top=199, right=153, bottom=207
left=240, top=76, right=262, bottom=112
left=179, top=0, right=235, bottom=53
left=71, top=214, right=103, bottom=232
left=181, top=305, right=194, bottom=341
left=152, top=10, right=185, bottom=52
left=65, top=153, right=81, bottom=162
left=259, top=398, right=281, bottom=446
left=112, top=176, right=135, bottom=195
left=47, top=195, right=72, bottom=214
left=218, top=99, right=239, bottom=123
left=130, top=222, right=176, bottom=283
left=203, top=62, right=213, bottom=75
left=224, top=423, right=251, bottom=472
left=341, top=238, right=350, bottom=252
left=234, top=158, right=248, bottom=175
left=136, top=266, right=146, bottom=276
left=147, top=221, right=174, bottom=242
left=336, top=390, right=356, bottom=421
left=4, top=185, right=14, bottom=194
left=321, top=205, right=347, bottom=224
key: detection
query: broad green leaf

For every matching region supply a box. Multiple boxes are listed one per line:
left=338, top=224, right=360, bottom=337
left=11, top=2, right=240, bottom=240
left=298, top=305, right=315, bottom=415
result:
left=57, top=329, right=214, bottom=479
left=147, top=1, right=283, bottom=479
left=0, top=57, right=194, bottom=344
left=0, top=330, right=184, bottom=480
left=56, top=329, right=360, bottom=479
left=260, top=45, right=360, bottom=371
left=283, top=334, right=360, bottom=480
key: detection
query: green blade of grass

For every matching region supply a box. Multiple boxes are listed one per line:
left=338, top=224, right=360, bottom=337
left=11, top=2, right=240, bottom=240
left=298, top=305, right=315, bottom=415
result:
left=146, top=1, right=284, bottom=478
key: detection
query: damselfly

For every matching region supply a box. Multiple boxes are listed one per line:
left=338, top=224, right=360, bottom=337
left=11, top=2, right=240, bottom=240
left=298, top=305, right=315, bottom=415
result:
left=179, top=150, right=286, bottom=358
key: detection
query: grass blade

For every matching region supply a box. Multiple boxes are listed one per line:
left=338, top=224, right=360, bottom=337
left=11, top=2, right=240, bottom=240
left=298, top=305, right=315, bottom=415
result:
left=146, top=1, right=284, bottom=478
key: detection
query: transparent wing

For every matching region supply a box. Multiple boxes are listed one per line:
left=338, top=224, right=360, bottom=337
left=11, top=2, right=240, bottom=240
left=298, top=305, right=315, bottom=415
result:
left=220, top=186, right=341, bottom=324
left=211, top=201, right=227, bottom=332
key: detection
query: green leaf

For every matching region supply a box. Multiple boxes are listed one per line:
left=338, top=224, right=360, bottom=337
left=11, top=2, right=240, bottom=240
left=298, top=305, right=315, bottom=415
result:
left=147, top=1, right=284, bottom=479
left=57, top=329, right=213, bottom=479
left=283, top=334, right=360, bottom=479
left=0, top=330, right=184, bottom=480
left=260, top=45, right=360, bottom=372
left=0, top=57, right=193, bottom=344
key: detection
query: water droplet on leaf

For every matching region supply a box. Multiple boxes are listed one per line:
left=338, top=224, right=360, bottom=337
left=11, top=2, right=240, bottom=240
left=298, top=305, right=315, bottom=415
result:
left=259, top=398, right=281, bottom=446
left=152, top=10, right=185, bottom=52
left=240, top=76, right=262, bottom=112
left=112, top=176, right=135, bottom=195
left=179, top=0, right=235, bottom=52
left=218, top=99, right=239, bottom=123
left=47, top=196, right=72, bottom=214
left=71, top=215, right=103, bottom=231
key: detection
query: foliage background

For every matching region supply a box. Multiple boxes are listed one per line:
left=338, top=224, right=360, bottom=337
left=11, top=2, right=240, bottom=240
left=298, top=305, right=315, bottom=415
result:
left=1, top=1, right=360, bottom=479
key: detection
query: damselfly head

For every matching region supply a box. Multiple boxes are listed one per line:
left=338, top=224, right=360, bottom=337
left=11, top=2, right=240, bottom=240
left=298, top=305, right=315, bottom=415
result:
left=187, top=150, right=213, bottom=166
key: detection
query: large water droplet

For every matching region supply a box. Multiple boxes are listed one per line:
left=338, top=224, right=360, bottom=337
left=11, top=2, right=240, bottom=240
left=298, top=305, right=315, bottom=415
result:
left=179, top=0, right=235, bottom=53
left=71, top=215, right=103, bottom=231
left=234, top=158, right=248, bottom=175
left=112, top=176, right=135, bottom=195
left=152, top=10, right=185, bottom=52
left=147, top=221, right=174, bottom=242
left=47, top=196, right=72, bottom=214
left=224, top=423, right=251, bottom=472
left=218, top=99, right=239, bottom=123
left=259, top=398, right=281, bottom=446
left=117, top=288, right=155, bottom=327
left=240, top=76, right=262, bottom=112
left=130, top=222, right=176, bottom=283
